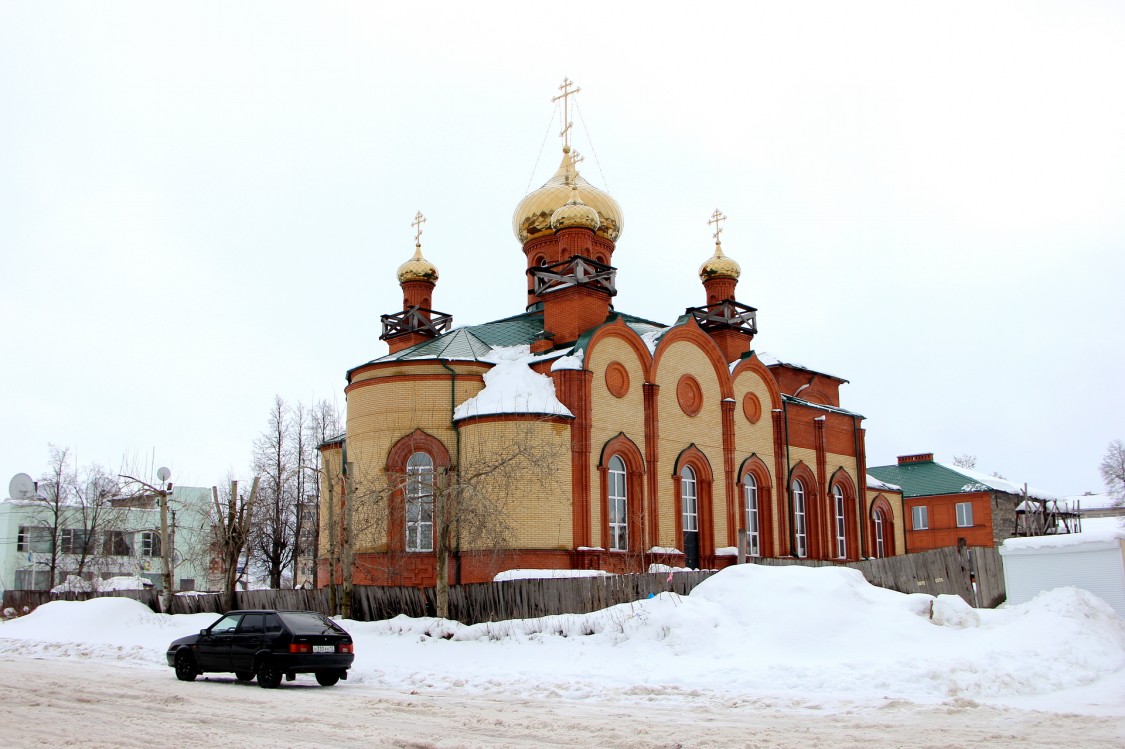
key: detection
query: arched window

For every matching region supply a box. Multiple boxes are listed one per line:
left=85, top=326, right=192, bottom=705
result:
left=405, top=452, right=434, bottom=552
left=744, top=473, right=759, bottom=557
left=608, top=455, right=627, bottom=551
left=681, top=466, right=698, bottom=534
left=792, top=478, right=807, bottom=558
left=873, top=507, right=886, bottom=558
left=832, top=484, right=847, bottom=559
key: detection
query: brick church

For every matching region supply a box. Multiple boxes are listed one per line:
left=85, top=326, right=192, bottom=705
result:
left=317, top=83, right=904, bottom=587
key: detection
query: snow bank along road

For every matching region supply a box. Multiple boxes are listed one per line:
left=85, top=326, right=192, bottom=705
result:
left=1, top=656, right=1122, bottom=749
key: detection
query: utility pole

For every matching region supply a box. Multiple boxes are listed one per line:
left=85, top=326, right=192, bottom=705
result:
left=157, top=467, right=174, bottom=613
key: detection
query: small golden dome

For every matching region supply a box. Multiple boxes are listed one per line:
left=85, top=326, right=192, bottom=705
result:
left=397, top=244, right=439, bottom=284
left=513, top=148, right=623, bottom=244
left=699, top=242, right=741, bottom=281
left=550, top=185, right=601, bottom=232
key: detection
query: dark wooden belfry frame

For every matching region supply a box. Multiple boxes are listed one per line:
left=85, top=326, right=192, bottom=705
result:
left=380, top=306, right=454, bottom=341
left=685, top=299, right=758, bottom=335
left=529, top=255, right=617, bottom=297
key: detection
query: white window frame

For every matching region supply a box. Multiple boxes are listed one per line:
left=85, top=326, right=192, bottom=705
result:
left=406, top=452, right=435, bottom=552
left=792, top=479, right=807, bottom=558
left=17, top=526, right=52, bottom=553
left=911, top=505, right=929, bottom=530
left=681, top=466, right=698, bottom=533
left=140, top=531, right=161, bottom=557
left=873, top=509, right=885, bottom=558
left=608, top=455, right=628, bottom=551
left=744, top=473, right=760, bottom=557
left=832, top=484, right=847, bottom=559
left=955, top=501, right=974, bottom=528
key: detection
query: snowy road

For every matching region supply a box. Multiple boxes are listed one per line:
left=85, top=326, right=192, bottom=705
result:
left=1, top=656, right=1122, bottom=749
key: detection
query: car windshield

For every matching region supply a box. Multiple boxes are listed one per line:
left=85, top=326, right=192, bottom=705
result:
left=278, top=611, right=347, bottom=635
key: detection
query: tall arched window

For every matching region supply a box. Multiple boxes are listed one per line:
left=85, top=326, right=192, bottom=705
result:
left=792, top=478, right=807, bottom=558
left=608, top=455, right=628, bottom=551
left=744, top=473, right=760, bottom=557
left=405, top=452, right=435, bottom=552
left=681, top=466, right=698, bottom=534
left=873, top=507, right=886, bottom=558
left=832, top=484, right=847, bottom=559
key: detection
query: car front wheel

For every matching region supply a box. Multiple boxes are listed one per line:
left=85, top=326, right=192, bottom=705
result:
left=315, top=671, right=340, bottom=687
left=256, top=660, right=282, bottom=689
left=174, top=651, right=198, bottom=682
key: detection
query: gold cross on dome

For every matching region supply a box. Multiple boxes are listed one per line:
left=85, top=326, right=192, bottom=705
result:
left=552, top=77, right=581, bottom=150
left=709, top=209, right=727, bottom=244
left=412, top=211, right=426, bottom=246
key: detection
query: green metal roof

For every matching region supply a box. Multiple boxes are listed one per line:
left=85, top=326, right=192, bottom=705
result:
left=868, top=460, right=990, bottom=499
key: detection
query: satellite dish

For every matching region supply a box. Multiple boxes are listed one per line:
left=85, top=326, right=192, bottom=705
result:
left=8, top=473, right=36, bottom=501
left=157, top=467, right=171, bottom=483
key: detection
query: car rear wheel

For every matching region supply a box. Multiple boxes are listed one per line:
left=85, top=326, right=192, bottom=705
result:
left=315, top=671, right=340, bottom=687
left=256, top=660, right=282, bottom=689
left=234, top=671, right=255, bottom=682
left=174, top=651, right=198, bottom=682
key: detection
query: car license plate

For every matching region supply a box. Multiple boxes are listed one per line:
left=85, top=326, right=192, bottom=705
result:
left=313, top=645, right=334, bottom=653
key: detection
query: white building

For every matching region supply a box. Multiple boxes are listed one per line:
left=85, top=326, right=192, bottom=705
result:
left=0, top=485, right=214, bottom=593
left=999, top=517, right=1125, bottom=617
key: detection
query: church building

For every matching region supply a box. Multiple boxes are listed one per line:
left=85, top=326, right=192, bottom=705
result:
left=318, top=83, right=905, bottom=588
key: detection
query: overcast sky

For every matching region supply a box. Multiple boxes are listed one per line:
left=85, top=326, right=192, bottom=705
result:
left=2, top=1, right=1123, bottom=497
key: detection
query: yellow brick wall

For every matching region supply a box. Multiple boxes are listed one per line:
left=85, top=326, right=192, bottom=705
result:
left=586, top=335, right=650, bottom=544
left=867, top=488, right=906, bottom=555
left=341, top=372, right=484, bottom=552
left=457, top=418, right=573, bottom=551
left=731, top=368, right=779, bottom=550
left=651, top=339, right=728, bottom=550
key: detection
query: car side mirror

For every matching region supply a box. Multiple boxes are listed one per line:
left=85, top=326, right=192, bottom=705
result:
left=200, top=629, right=209, bottom=637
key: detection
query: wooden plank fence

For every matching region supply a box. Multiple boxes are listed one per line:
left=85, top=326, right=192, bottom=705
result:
left=3, top=546, right=1005, bottom=623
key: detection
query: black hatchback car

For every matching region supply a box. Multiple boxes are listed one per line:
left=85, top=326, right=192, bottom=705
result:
left=166, top=610, right=355, bottom=688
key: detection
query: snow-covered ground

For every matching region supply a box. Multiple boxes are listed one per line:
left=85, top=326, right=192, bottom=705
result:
left=2, top=563, right=1124, bottom=746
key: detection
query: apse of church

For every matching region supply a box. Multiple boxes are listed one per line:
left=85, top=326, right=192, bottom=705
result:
left=317, top=81, right=903, bottom=588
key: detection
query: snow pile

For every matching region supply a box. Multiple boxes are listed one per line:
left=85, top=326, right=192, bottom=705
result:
left=454, top=345, right=574, bottom=420
left=494, top=569, right=610, bottom=581
left=1, top=565, right=1123, bottom=714
left=51, top=575, right=151, bottom=593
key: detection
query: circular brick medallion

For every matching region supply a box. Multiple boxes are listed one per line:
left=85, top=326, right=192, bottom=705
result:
left=677, top=374, right=703, bottom=417
left=605, top=362, right=630, bottom=398
left=742, top=392, right=762, bottom=424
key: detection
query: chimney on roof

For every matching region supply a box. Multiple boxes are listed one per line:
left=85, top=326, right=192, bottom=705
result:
left=897, top=453, right=934, bottom=465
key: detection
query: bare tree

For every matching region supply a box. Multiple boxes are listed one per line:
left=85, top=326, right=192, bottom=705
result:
left=250, top=396, right=297, bottom=588
left=23, top=446, right=124, bottom=590
left=1101, top=439, right=1125, bottom=506
left=953, top=454, right=977, bottom=469
left=211, top=478, right=260, bottom=611
left=343, top=423, right=565, bottom=618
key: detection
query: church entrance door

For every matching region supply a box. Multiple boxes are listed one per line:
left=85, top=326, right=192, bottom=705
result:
left=681, top=466, right=700, bottom=569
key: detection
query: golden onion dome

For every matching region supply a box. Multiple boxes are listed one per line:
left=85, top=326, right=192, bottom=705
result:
left=397, top=244, right=439, bottom=284
left=550, top=185, right=601, bottom=232
left=513, top=147, right=623, bottom=244
left=698, top=242, right=741, bottom=281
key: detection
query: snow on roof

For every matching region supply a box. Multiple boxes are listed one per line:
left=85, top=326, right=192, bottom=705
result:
left=952, top=465, right=1059, bottom=501
left=868, top=474, right=901, bottom=492
left=1001, top=517, right=1125, bottom=553
left=453, top=345, right=574, bottom=421
left=756, top=351, right=845, bottom=381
